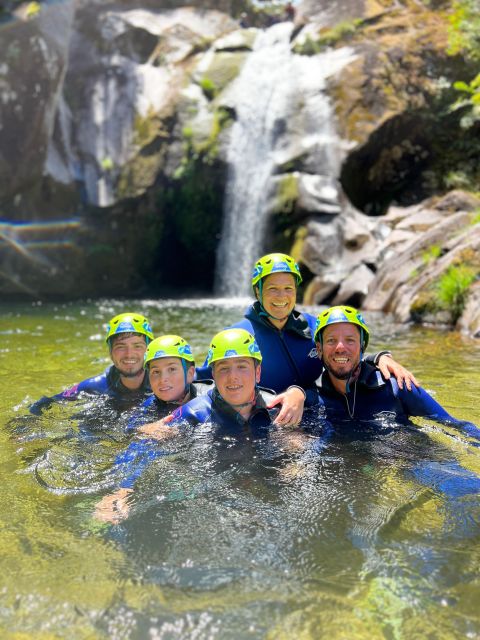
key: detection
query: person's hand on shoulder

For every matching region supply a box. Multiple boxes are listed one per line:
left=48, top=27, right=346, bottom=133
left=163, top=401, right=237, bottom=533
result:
left=268, top=385, right=305, bottom=427
left=377, top=354, right=419, bottom=391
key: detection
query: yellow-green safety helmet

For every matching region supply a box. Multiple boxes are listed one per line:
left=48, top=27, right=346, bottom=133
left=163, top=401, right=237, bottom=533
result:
left=251, top=253, right=302, bottom=290
left=144, top=335, right=194, bottom=368
left=314, top=305, right=370, bottom=349
left=207, top=328, right=262, bottom=366
left=105, top=312, right=153, bottom=344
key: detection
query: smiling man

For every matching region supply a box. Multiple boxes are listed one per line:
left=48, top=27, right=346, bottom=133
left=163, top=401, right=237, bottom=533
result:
left=29, top=312, right=154, bottom=414
left=170, top=328, right=275, bottom=429
left=313, top=306, right=479, bottom=431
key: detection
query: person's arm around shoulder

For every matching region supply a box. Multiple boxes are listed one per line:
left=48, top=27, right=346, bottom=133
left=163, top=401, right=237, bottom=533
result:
left=137, top=414, right=180, bottom=440
left=371, top=351, right=420, bottom=391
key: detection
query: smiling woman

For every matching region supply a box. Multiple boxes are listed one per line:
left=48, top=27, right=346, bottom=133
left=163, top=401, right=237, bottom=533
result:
left=258, top=272, right=297, bottom=328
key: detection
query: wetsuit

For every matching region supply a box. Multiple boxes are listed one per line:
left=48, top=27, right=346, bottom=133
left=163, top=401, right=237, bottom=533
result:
left=196, top=302, right=385, bottom=406
left=126, top=380, right=214, bottom=432
left=315, top=361, right=480, bottom=437
left=114, top=388, right=276, bottom=489
left=29, top=365, right=152, bottom=415
left=168, top=387, right=276, bottom=433
left=314, top=361, right=480, bottom=503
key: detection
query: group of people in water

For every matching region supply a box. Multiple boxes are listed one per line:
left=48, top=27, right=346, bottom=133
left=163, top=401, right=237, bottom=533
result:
left=29, top=252, right=479, bottom=523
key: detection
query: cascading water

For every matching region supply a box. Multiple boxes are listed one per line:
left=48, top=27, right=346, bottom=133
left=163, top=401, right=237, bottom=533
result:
left=214, top=21, right=356, bottom=296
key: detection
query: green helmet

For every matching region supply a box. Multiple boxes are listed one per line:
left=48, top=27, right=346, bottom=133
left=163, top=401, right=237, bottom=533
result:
left=144, top=335, right=194, bottom=368
left=206, top=328, right=262, bottom=366
left=314, top=305, right=370, bottom=349
left=251, top=253, right=302, bottom=289
left=105, top=312, right=154, bottom=344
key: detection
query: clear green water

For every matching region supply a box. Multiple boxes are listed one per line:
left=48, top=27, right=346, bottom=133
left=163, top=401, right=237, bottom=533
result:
left=1, top=299, right=479, bottom=639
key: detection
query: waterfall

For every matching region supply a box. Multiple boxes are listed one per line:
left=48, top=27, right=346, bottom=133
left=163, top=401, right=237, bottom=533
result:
left=214, top=22, right=356, bottom=296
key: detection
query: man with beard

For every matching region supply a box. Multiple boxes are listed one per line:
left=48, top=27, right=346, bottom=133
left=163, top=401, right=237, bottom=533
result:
left=313, top=305, right=478, bottom=432
left=29, top=312, right=154, bottom=415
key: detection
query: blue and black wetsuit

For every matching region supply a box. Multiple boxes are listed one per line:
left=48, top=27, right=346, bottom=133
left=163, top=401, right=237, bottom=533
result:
left=114, top=388, right=277, bottom=489
left=29, top=365, right=152, bottom=415
left=315, top=361, right=480, bottom=437
left=126, top=380, right=214, bottom=432
left=314, top=362, right=480, bottom=503
left=168, top=387, right=276, bottom=433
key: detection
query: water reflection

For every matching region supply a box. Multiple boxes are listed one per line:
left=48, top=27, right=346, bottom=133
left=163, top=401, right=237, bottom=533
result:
left=17, top=400, right=479, bottom=638
left=1, top=300, right=479, bottom=638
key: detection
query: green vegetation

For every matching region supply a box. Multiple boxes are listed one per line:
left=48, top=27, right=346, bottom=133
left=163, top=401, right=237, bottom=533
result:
left=447, top=0, right=480, bottom=61
left=276, top=174, right=298, bottom=213
left=444, top=169, right=475, bottom=189
left=437, top=263, right=477, bottom=322
left=421, top=244, right=442, bottom=265
left=159, top=152, right=224, bottom=287
left=293, top=19, right=363, bottom=55
left=317, top=19, right=363, bottom=47
left=411, top=251, right=479, bottom=324
left=100, top=157, right=114, bottom=171
left=25, top=1, right=40, bottom=17
left=175, top=106, right=234, bottom=178
left=450, top=74, right=480, bottom=129
left=133, top=107, right=165, bottom=147
left=199, top=77, right=218, bottom=101
left=448, top=1, right=480, bottom=128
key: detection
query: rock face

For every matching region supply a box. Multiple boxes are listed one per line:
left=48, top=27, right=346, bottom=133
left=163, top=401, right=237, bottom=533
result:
left=363, top=191, right=480, bottom=338
left=0, top=2, right=238, bottom=296
left=0, top=0, right=479, bottom=337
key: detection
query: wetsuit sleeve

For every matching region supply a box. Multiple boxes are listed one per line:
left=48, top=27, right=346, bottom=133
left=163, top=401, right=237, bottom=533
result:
left=29, top=371, right=112, bottom=415
left=304, top=386, right=320, bottom=407
left=195, top=357, right=213, bottom=381
left=164, top=394, right=214, bottom=427
left=125, top=399, right=155, bottom=433
left=29, top=380, right=90, bottom=415
left=114, top=439, right=169, bottom=489
left=397, top=384, right=480, bottom=441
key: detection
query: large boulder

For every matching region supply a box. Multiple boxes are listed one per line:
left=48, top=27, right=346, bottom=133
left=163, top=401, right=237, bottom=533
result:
left=363, top=191, right=480, bottom=336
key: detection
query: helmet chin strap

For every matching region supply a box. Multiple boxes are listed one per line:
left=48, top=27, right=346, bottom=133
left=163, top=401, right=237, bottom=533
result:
left=257, top=281, right=274, bottom=319
left=346, top=330, right=364, bottom=391
left=181, top=359, right=191, bottom=397
left=228, top=384, right=258, bottom=409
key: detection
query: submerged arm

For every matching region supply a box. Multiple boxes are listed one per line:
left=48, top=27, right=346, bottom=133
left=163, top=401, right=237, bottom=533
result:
left=399, top=384, right=480, bottom=441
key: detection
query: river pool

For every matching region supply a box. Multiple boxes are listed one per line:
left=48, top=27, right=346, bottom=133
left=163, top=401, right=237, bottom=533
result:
left=1, top=298, right=479, bottom=639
